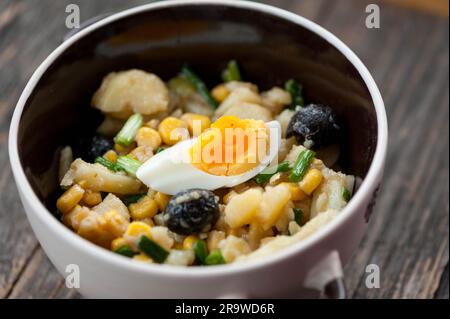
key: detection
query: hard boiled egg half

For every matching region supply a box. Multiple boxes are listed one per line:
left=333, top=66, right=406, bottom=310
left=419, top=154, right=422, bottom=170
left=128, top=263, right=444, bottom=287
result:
left=136, top=116, right=281, bottom=195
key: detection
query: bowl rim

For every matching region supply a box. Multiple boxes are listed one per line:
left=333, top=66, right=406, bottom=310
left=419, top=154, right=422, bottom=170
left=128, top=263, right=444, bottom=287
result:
left=8, top=0, right=388, bottom=278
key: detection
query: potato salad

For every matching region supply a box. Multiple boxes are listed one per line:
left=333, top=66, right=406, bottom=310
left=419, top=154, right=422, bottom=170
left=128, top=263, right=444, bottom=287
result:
left=57, top=61, right=354, bottom=266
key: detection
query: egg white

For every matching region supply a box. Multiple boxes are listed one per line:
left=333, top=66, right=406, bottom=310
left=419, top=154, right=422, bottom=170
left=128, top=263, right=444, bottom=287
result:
left=136, top=121, right=282, bottom=195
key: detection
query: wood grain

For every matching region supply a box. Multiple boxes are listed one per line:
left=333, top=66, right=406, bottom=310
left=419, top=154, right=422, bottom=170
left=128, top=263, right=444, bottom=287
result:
left=0, top=0, right=448, bottom=299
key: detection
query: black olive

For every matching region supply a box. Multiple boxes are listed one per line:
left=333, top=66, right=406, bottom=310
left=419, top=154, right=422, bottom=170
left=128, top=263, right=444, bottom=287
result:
left=163, top=189, right=220, bottom=235
left=74, top=135, right=114, bottom=162
left=286, top=104, right=341, bottom=147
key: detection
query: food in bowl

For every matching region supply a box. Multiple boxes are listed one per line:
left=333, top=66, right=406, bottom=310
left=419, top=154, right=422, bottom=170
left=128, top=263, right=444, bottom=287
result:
left=56, top=61, right=355, bottom=266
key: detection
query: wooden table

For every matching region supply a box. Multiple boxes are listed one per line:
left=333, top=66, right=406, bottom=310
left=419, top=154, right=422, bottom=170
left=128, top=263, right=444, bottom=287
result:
left=0, top=0, right=448, bottom=299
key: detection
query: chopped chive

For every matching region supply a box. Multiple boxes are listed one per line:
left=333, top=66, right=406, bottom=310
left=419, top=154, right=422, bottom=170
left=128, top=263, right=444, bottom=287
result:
left=137, top=235, right=169, bottom=263
left=156, top=146, right=166, bottom=154
left=114, top=113, right=143, bottom=147
left=289, top=149, right=316, bottom=182
left=342, top=188, right=351, bottom=202
left=181, top=65, right=218, bottom=109
left=95, top=156, right=117, bottom=171
left=114, top=245, right=136, bottom=258
left=294, top=208, right=303, bottom=225
left=122, top=193, right=146, bottom=206
left=255, top=161, right=290, bottom=185
left=205, top=249, right=226, bottom=265
left=284, top=79, right=304, bottom=109
left=192, top=240, right=208, bottom=265
left=221, top=60, right=242, bottom=82
left=116, top=156, right=141, bottom=177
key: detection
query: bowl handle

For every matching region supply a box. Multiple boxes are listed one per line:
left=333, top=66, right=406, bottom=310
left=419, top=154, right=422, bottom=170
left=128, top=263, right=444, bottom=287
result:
left=63, top=13, right=111, bottom=42
left=304, top=250, right=347, bottom=299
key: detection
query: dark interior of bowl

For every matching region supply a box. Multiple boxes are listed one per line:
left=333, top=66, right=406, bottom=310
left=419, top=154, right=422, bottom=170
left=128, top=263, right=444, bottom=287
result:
left=17, top=3, right=377, bottom=210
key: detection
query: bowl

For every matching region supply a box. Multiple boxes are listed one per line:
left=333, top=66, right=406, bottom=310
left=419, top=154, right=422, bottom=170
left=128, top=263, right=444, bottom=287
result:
left=8, top=0, right=387, bottom=298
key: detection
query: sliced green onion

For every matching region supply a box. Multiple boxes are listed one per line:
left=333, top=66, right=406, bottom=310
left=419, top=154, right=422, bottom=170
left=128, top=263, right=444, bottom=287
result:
left=221, top=60, right=242, bottom=82
left=193, top=240, right=208, bottom=265
left=95, top=156, right=117, bottom=171
left=168, top=76, right=196, bottom=96
left=294, top=208, right=303, bottom=225
left=181, top=65, right=218, bottom=109
left=116, top=156, right=141, bottom=177
left=122, top=193, right=146, bottom=206
left=114, top=113, right=143, bottom=147
left=284, top=79, right=304, bottom=109
left=156, top=146, right=166, bottom=154
left=114, top=245, right=136, bottom=258
left=289, top=149, right=316, bottom=182
left=137, top=235, right=169, bottom=263
left=342, top=188, right=351, bottom=202
left=205, top=249, right=226, bottom=265
left=255, top=161, right=290, bottom=185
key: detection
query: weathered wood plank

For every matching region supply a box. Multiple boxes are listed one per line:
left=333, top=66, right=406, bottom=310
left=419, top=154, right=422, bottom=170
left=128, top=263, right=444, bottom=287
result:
left=0, top=0, right=448, bottom=299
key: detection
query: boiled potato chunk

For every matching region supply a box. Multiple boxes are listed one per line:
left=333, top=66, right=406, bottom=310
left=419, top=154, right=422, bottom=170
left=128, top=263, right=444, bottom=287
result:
left=92, top=69, right=169, bottom=118
left=224, top=188, right=263, bottom=229
left=257, top=183, right=291, bottom=230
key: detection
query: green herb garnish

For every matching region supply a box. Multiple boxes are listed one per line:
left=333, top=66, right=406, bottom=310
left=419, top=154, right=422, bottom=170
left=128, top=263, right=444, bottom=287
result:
left=255, top=161, right=290, bottom=185
left=284, top=79, right=304, bottom=109
left=95, top=156, right=117, bottom=171
left=116, top=156, right=142, bottom=177
left=221, top=60, right=242, bottom=82
left=205, top=249, right=226, bottom=265
left=114, top=245, right=136, bottom=258
left=181, top=65, right=218, bottom=109
left=294, top=208, right=303, bottom=225
left=114, top=113, right=143, bottom=147
left=289, top=149, right=315, bottom=182
left=137, top=235, right=169, bottom=263
left=193, top=240, right=209, bottom=265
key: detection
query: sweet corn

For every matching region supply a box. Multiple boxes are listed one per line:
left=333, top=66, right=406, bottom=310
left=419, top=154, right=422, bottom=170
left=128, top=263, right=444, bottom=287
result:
left=158, top=117, right=189, bottom=145
left=129, top=196, right=159, bottom=220
left=180, top=113, right=211, bottom=136
left=111, top=237, right=128, bottom=251
left=135, top=127, right=162, bottom=150
left=124, top=221, right=152, bottom=239
left=211, top=84, right=230, bottom=102
left=81, top=189, right=102, bottom=206
left=133, top=253, right=153, bottom=263
left=114, top=142, right=136, bottom=154
left=299, top=168, right=323, bottom=195
left=223, top=190, right=237, bottom=204
left=57, top=184, right=85, bottom=214
left=154, top=192, right=170, bottom=211
left=281, top=182, right=307, bottom=201
left=183, top=235, right=199, bottom=250
left=103, top=150, right=118, bottom=163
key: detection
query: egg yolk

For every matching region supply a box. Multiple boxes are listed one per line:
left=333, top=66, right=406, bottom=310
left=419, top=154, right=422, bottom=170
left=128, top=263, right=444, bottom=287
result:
left=190, top=116, right=269, bottom=176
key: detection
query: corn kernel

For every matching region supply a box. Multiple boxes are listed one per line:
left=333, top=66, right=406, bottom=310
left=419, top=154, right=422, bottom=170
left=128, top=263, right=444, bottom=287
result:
left=133, top=253, right=153, bottom=263
left=57, top=184, right=85, bottom=214
left=135, top=127, right=162, bottom=150
left=299, top=168, right=323, bottom=195
left=114, top=142, right=136, bottom=154
left=111, top=237, right=128, bottom=251
left=180, top=113, right=211, bottom=136
left=281, top=182, right=307, bottom=201
left=129, top=196, right=159, bottom=220
left=154, top=192, right=170, bottom=211
left=81, top=189, right=102, bottom=206
left=223, top=190, right=237, bottom=204
left=183, top=235, right=199, bottom=250
left=211, top=84, right=230, bottom=102
left=158, top=117, right=189, bottom=145
left=103, top=150, right=118, bottom=163
left=124, top=221, right=152, bottom=239
left=173, top=242, right=184, bottom=250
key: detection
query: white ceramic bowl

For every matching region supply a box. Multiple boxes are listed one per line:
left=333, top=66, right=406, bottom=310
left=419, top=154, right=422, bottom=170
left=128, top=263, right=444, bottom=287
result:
left=9, top=0, right=387, bottom=298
